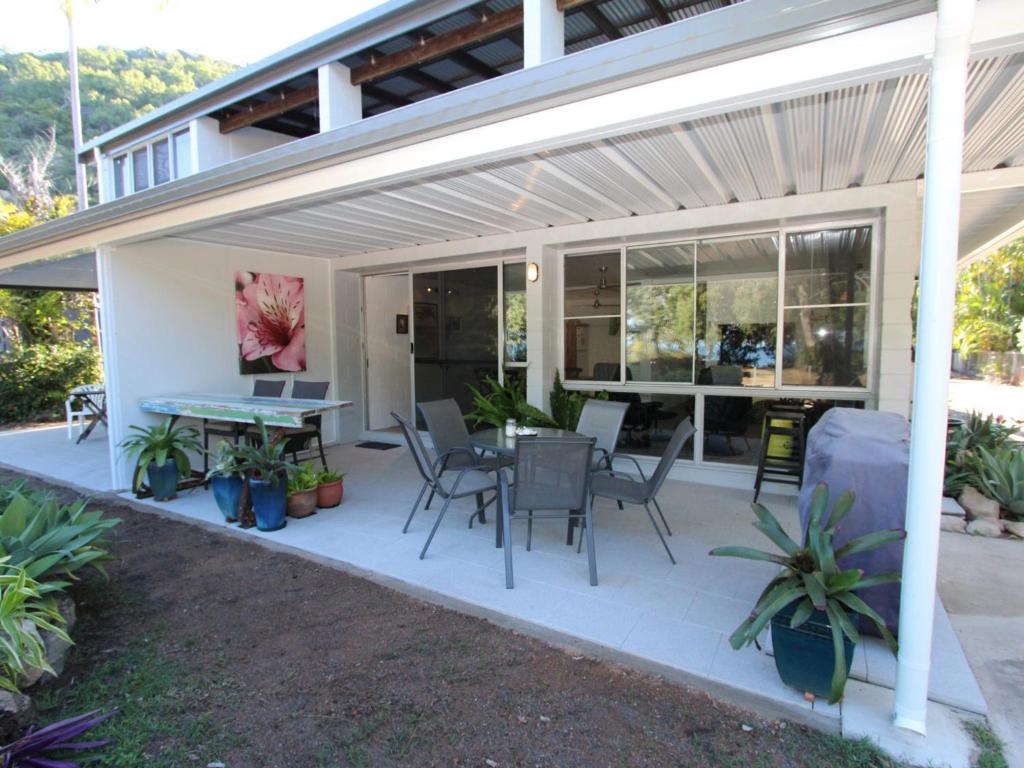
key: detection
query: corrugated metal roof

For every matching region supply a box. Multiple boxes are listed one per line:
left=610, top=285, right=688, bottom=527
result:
left=169, top=54, right=1024, bottom=260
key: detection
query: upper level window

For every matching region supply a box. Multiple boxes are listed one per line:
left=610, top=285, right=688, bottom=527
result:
left=111, top=127, right=193, bottom=200
left=152, top=138, right=171, bottom=186
left=112, top=154, right=127, bottom=198
left=172, top=130, right=191, bottom=180
left=131, top=148, right=150, bottom=192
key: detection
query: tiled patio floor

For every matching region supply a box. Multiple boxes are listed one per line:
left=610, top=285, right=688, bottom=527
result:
left=0, top=427, right=987, bottom=766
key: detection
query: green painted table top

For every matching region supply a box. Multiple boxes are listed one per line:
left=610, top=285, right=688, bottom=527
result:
left=138, top=393, right=352, bottom=428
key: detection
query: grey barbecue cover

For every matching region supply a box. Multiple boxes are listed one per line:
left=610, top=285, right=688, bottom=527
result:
left=798, top=408, right=910, bottom=637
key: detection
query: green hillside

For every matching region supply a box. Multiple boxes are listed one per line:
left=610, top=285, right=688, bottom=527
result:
left=0, top=47, right=237, bottom=194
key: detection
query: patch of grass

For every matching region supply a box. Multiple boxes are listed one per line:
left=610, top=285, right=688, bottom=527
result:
left=796, top=730, right=905, bottom=768
left=965, top=720, right=1008, bottom=768
left=34, top=630, right=242, bottom=768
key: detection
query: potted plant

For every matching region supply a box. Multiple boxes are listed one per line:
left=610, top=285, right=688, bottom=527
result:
left=118, top=419, right=202, bottom=501
left=204, top=441, right=245, bottom=522
left=286, top=462, right=320, bottom=518
left=710, top=483, right=904, bottom=703
left=232, top=418, right=295, bottom=532
left=316, top=468, right=345, bottom=508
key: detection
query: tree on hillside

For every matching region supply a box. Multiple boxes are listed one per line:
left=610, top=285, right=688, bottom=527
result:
left=953, top=237, right=1024, bottom=356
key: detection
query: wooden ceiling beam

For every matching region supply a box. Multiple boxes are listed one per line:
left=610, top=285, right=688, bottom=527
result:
left=351, top=6, right=522, bottom=85
left=582, top=3, right=622, bottom=40
left=219, top=85, right=318, bottom=134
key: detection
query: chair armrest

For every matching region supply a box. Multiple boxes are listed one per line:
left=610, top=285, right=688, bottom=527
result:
left=608, top=452, right=649, bottom=481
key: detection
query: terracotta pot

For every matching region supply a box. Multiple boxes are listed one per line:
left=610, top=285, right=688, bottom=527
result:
left=287, top=488, right=318, bottom=518
left=317, top=480, right=344, bottom=508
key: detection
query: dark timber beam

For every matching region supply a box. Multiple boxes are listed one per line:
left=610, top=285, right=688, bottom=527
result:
left=642, top=0, right=672, bottom=25
left=219, top=85, right=318, bottom=134
left=362, top=83, right=413, bottom=108
left=351, top=6, right=522, bottom=85
left=582, top=3, right=622, bottom=40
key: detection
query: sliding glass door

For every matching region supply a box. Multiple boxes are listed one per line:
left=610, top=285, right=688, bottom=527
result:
left=413, top=266, right=499, bottom=424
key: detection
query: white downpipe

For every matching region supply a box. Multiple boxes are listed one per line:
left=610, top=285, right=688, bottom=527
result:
left=894, top=0, right=975, bottom=735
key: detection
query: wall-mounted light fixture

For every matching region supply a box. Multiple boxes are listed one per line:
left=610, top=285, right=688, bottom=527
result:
left=527, top=262, right=540, bottom=282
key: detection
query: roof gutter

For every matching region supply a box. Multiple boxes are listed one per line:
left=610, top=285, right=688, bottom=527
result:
left=2, top=0, right=934, bottom=263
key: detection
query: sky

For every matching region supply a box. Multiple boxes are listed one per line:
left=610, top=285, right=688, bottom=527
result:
left=0, top=0, right=391, bottom=65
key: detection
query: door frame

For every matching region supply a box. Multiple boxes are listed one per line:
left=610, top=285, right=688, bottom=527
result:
left=360, top=270, right=413, bottom=433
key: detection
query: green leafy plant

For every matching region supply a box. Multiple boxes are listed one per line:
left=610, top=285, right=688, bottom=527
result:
left=0, top=559, right=70, bottom=692
left=465, top=376, right=558, bottom=429
left=710, top=484, right=904, bottom=703
left=203, top=440, right=242, bottom=481
left=944, top=411, right=1020, bottom=496
left=317, top=469, right=345, bottom=485
left=287, top=462, right=320, bottom=495
left=0, top=344, right=101, bottom=424
left=118, top=419, right=202, bottom=492
left=231, top=418, right=296, bottom=487
left=971, top=446, right=1024, bottom=520
left=0, top=488, right=119, bottom=584
left=549, top=370, right=608, bottom=431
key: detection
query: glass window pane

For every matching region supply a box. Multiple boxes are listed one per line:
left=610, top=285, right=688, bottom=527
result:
left=785, top=226, right=872, bottom=306
left=612, top=393, right=696, bottom=460
left=564, top=318, right=621, bottom=381
left=503, top=262, right=527, bottom=363
left=696, top=235, right=779, bottom=388
left=132, top=148, right=149, bottom=191
left=703, top=396, right=864, bottom=466
left=782, top=306, right=868, bottom=387
left=112, top=155, right=127, bottom=198
left=152, top=139, right=170, bottom=185
left=564, top=251, right=620, bottom=318
left=172, top=129, right=191, bottom=178
left=626, top=243, right=695, bottom=383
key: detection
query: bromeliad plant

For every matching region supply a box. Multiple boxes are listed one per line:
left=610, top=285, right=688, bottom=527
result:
left=0, top=487, right=119, bottom=583
left=0, top=709, right=117, bottom=767
left=944, top=411, right=1019, bottom=496
left=118, top=418, right=202, bottom=492
left=204, top=440, right=243, bottom=482
left=231, top=417, right=295, bottom=485
left=971, top=446, right=1024, bottom=520
left=0, top=560, right=70, bottom=693
left=710, top=484, right=904, bottom=703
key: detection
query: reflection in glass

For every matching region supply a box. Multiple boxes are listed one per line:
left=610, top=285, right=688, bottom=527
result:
left=696, top=236, right=779, bottom=387
left=503, top=262, right=527, bottom=363
left=172, top=130, right=191, bottom=179
left=703, top=396, right=865, bottom=466
left=564, top=252, right=620, bottom=318
left=625, top=243, right=695, bottom=383
left=610, top=393, right=696, bottom=460
left=564, top=318, right=621, bottom=381
left=132, top=148, right=149, bottom=192
left=113, top=155, right=127, bottom=198
left=785, top=227, right=872, bottom=306
left=152, top=139, right=170, bottom=186
left=782, top=306, right=868, bottom=387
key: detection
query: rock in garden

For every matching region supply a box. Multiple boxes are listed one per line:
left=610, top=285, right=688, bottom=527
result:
left=940, top=515, right=967, bottom=533
left=1004, top=521, right=1024, bottom=539
left=0, top=690, right=34, bottom=730
left=966, top=518, right=1004, bottom=537
left=959, top=487, right=1001, bottom=520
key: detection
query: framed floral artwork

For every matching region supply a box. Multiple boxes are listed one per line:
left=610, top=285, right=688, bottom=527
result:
left=235, top=271, right=306, bottom=373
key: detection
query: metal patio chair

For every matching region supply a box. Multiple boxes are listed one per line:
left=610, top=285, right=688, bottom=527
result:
left=418, top=398, right=511, bottom=524
left=203, top=379, right=285, bottom=476
left=498, top=435, right=597, bottom=589
left=281, top=380, right=330, bottom=469
left=391, top=411, right=502, bottom=560
left=575, top=399, right=629, bottom=472
left=589, top=418, right=696, bottom=564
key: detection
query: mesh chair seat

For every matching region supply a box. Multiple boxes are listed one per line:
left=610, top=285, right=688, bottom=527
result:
left=438, top=469, right=499, bottom=497
left=589, top=472, right=648, bottom=505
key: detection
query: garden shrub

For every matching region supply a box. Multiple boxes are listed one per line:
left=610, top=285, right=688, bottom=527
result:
left=0, top=343, right=101, bottom=423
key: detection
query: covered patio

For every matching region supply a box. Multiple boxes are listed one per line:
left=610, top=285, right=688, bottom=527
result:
left=0, top=424, right=987, bottom=765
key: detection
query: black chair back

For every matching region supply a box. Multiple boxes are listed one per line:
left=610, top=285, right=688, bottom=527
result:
left=253, top=379, right=285, bottom=397
left=511, top=436, right=594, bottom=513
left=291, top=380, right=329, bottom=400
left=646, top=418, right=696, bottom=499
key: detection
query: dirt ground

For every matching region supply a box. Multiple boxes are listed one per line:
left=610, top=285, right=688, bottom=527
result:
left=11, top=470, right=901, bottom=768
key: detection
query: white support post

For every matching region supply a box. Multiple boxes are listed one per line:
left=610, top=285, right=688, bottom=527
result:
left=894, top=0, right=975, bottom=736
left=525, top=244, right=558, bottom=412
left=523, top=0, right=564, bottom=68
left=95, top=246, right=131, bottom=490
left=318, top=62, right=362, bottom=133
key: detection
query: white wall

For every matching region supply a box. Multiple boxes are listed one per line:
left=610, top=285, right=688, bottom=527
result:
left=191, top=117, right=294, bottom=172
left=363, top=274, right=411, bottom=429
left=102, top=238, right=337, bottom=488
left=333, top=270, right=365, bottom=444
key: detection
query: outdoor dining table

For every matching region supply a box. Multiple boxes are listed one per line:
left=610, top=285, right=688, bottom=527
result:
left=70, top=384, right=107, bottom=445
left=471, top=427, right=587, bottom=547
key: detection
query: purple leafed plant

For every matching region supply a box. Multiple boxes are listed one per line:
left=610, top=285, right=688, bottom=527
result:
left=0, top=709, right=117, bottom=767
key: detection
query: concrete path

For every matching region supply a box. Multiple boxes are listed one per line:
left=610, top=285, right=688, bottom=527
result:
left=948, top=377, right=1024, bottom=425
left=939, top=530, right=1024, bottom=767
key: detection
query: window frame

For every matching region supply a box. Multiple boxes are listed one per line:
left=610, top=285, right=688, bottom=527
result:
left=108, top=126, right=193, bottom=199
left=557, top=215, right=880, bottom=401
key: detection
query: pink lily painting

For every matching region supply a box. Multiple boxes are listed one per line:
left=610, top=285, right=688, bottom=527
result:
left=235, top=271, right=307, bottom=373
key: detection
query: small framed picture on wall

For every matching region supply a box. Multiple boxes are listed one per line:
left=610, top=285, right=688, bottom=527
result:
left=395, top=314, right=409, bottom=334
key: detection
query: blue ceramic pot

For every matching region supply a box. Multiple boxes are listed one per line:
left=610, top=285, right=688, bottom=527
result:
left=210, top=475, right=244, bottom=522
left=147, top=460, right=179, bottom=501
left=248, top=476, right=287, bottom=532
left=771, top=602, right=854, bottom=700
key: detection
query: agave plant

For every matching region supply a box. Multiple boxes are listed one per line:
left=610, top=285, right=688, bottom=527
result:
left=972, top=446, right=1024, bottom=520
left=710, top=483, right=904, bottom=703
left=0, top=489, right=119, bottom=584
left=0, top=561, right=70, bottom=693
left=118, top=418, right=202, bottom=492
left=0, top=709, right=117, bottom=767
left=944, top=411, right=1020, bottom=496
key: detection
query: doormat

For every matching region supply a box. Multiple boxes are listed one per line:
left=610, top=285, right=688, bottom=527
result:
left=356, top=441, right=400, bottom=450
